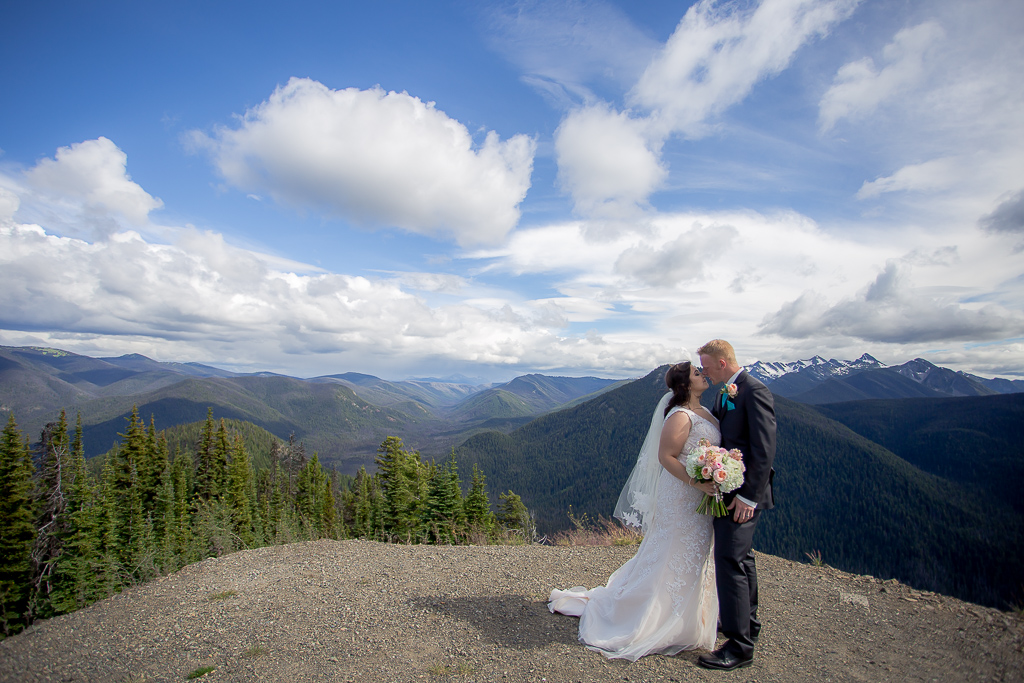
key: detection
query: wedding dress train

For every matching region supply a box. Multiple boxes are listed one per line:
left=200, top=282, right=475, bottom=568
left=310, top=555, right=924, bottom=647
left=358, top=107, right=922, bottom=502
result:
left=548, top=406, right=719, bottom=661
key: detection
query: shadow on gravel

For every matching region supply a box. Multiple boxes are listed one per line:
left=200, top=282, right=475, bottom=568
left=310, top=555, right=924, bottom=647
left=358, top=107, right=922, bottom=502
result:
left=409, top=594, right=579, bottom=650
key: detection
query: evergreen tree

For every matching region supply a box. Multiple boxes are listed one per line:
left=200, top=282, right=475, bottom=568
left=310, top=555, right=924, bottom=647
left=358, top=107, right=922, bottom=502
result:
left=212, top=419, right=231, bottom=498
left=498, top=491, right=535, bottom=544
left=226, top=435, right=256, bottom=547
left=169, top=448, right=197, bottom=566
left=149, top=434, right=171, bottom=555
left=0, top=415, right=35, bottom=637
left=96, top=448, right=126, bottom=597
left=196, top=409, right=218, bottom=500
left=154, top=459, right=176, bottom=573
left=50, top=413, right=104, bottom=614
left=117, top=406, right=147, bottom=494
left=322, top=472, right=340, bottom=540
left=425, top=452, right=464, bottom=544
left=138, top=416, right=161, bottom=509
left=126, top=461, right=157, bottom=582
left=30, top=413, right=73, bottom=621
left=464, top=463, right=494, bottom=538
left=348, top=466, right=381, bottom=539
left=374, top=437, right=428, bottom=541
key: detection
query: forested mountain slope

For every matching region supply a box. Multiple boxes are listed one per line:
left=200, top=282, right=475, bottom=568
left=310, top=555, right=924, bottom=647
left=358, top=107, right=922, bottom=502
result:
left=812, top=393, right=1024, bottom=512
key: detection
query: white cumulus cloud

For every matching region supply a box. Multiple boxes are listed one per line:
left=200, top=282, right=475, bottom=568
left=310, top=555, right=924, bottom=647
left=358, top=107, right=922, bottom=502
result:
left=554, top=104, right=666, bottom=218
left=24, top=137, right=163, bottom=225
left=188, top=78, right=535, bottom=246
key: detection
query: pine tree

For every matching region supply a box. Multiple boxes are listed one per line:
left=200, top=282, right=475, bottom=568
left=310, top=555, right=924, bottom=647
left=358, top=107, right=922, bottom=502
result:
left=212, top=419, right=231, bottom=498
left=126, top=461, right=157, bottom=582
left=137, top=416, right=161, bottom=511
left=154, top=459, right=176, bottom=573
left=150, top=434, right=171, bottom=558
left=0, top=414, right=35, bottom=637
left=96, top=447, right=126, bottom=597
left=498, top=491, right=536, bottom=544
left=30, top=413, right=73, bottom=621
left=50, top=413, right=104, bottom=614
left=117, top=406, right=147, bottom=494
left=196, top=409, right=218, bottom=500
left=463, top=463, right=493, bottom=539
left=266, top=461, right=293, bottom=543
left=320, top=473, right=338, bottom=540
left=349, top=467, right=379, bottom=539
left=374, top=437, right=429, bottom=542
left=226, top=435, right=256, bottom=547
left=170, top=448, right=197, bottom=566
left=296, top=454, right=331, bottom=539
left=425, top=452, right=464, bottom=544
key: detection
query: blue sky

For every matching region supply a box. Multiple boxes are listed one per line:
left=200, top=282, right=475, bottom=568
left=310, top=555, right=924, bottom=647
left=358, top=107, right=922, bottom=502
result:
left=2, top=0, right=1022, bottom=381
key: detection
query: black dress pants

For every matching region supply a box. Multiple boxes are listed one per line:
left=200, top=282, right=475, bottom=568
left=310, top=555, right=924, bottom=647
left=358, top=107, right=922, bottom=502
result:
left=712, top=509, right=761, bottom=659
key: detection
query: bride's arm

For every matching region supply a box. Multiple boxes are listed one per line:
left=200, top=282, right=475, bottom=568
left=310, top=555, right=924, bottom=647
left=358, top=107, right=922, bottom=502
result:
left=658, top=413, right=716, bottom=495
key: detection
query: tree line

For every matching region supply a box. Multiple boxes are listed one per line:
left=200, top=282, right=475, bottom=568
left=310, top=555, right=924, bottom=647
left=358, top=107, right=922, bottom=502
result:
left=0, top=409, right=534, bottom=639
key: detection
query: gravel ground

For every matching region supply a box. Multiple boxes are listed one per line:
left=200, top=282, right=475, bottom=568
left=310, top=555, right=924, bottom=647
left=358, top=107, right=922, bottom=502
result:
left=1, top=539, right=1021, bottom=682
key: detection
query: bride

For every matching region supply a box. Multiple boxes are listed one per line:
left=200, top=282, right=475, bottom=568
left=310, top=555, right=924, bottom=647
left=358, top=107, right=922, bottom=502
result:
left=548, top=361, right=720, bottom=661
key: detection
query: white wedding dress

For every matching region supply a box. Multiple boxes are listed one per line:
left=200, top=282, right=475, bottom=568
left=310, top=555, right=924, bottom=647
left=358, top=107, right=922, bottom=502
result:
left=548, top=406, right=719, bottom=661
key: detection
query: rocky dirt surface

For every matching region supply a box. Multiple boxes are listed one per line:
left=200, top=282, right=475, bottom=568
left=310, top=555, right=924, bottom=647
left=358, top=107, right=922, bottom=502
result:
left=1, top=540, right=1021, bottom=682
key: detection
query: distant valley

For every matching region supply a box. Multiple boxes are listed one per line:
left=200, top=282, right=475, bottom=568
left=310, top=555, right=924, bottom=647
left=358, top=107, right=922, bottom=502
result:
left=0, top=345, right=621, bottom=469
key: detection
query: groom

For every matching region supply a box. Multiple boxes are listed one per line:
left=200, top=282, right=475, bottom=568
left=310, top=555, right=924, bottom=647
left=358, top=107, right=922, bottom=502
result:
left=696, top=339, right=776, bottom=671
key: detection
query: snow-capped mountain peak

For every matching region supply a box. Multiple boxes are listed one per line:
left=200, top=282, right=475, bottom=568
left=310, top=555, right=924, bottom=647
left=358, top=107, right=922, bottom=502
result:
left=747, top=354, right=885, bottom=385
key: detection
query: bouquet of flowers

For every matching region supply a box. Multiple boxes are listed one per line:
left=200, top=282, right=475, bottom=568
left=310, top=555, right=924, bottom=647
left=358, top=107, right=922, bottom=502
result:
left=684, top=438, right=745, bottom=517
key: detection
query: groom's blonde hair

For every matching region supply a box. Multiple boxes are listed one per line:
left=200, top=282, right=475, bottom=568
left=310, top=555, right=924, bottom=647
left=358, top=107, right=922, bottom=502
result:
left=696, top=339, right=737, bottom=364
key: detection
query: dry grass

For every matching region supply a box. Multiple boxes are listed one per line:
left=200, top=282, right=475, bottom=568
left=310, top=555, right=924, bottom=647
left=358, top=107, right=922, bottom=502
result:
left=207, top=589, right=238, bottom=601
left=549, top=509, right=643, bottom=547
left=242, top=644, right=268, bottom=658
left=427, top=660, right=476, bottom=678
left=805, top=549, right=825, bottom=567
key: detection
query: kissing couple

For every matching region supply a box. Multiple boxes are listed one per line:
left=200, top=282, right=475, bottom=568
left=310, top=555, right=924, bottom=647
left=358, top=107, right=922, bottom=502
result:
left=549, top=339, right=777, bottom=671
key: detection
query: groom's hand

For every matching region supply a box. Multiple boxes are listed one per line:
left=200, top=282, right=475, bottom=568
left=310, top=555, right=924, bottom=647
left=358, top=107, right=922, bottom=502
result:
left=728, top=498, right=755, bottom=523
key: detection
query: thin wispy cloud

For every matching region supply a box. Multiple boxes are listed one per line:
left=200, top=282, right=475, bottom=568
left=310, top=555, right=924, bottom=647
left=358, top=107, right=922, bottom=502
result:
left=484, top=0, right=661, bottom=108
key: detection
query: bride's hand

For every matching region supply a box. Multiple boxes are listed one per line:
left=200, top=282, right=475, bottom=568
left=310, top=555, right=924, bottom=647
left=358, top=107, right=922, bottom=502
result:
left=691, top=480, right=717, bottom=496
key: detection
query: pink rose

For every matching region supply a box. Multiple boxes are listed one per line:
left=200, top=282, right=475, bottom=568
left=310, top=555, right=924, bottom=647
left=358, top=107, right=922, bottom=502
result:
left=727, top=383, right=738, bottom=398
left=701, top=466, right=712, bottom=478
left=713, top=469, right=728, bottom=483
left=696, top=453, right=706, bottom=464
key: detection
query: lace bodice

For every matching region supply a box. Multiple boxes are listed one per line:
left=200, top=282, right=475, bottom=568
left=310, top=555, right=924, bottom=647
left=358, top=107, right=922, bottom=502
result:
left=666, top=406, right=721, bottom=455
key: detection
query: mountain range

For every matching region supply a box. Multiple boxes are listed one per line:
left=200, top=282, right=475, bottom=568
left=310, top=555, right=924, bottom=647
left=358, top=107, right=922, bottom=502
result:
left=750, top=354, right=1023, bottom=403
left=2, top=344, right=1022, bottom=607
left=0, top=345, right=619, bottom=468
left=3, top=345, right=1021, bottom=468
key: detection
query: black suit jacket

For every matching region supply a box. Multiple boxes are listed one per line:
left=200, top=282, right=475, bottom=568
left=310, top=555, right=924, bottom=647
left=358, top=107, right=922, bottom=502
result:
left=712, top=370, right=776, bottom=509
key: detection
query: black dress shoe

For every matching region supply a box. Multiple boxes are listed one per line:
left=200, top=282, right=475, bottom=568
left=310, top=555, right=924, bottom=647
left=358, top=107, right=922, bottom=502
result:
left=697, top=648, right=753, bottom=671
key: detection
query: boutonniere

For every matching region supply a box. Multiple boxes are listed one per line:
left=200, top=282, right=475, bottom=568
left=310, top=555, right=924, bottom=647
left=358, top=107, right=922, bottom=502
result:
left=719, top=384, right=737, bottom=411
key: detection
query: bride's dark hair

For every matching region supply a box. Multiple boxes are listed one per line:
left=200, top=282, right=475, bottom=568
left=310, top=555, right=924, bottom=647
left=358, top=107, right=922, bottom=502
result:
left=664, top=362, right=693, bottom=417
